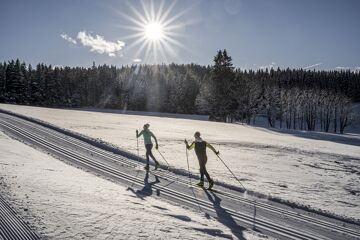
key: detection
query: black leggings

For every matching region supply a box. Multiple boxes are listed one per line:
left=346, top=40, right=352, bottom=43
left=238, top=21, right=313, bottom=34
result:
left=145, top=144, right=157, bottom=165
left=199, top=158, right=211, bottom=182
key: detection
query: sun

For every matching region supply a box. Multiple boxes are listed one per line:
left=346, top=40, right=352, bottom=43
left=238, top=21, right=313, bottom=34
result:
left=145, top=22, right=163, bottom=41
left=116, top=0, right=195, bottom=63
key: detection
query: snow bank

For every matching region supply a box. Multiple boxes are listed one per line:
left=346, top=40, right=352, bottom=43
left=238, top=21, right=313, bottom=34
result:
left=77, top=107, right=210, bottom=121
left=1, top=103, right=359, bottom=221
left=0, top=131, right=268, bottom=239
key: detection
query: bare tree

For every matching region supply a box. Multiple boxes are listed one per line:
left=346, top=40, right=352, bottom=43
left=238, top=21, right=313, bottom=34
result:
left=338, top=95, right=353, bottom=134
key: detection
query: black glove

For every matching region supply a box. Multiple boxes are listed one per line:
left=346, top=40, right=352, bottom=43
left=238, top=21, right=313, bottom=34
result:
left=184, top=139, right=188, bottom=145
left=155, top=144, right=159, bottom=150
left=216, top=151, right=220, bottom=155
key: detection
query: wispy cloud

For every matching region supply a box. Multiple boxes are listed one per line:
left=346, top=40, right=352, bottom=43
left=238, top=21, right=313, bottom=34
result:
left=335, top=66, right=350, bottom=70
left=60, top=33, right=77, bottom=44
left=133, top=58, right=142, bottom=63
left=77, top=31, right=125, bottom=57
left=303, top=62, right=323, bottom=69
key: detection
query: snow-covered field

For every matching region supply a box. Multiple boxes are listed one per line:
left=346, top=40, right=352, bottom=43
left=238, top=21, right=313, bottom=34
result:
left=0, top=104, right=359, bottom=221
left=0, top=131, right=269, bottom=239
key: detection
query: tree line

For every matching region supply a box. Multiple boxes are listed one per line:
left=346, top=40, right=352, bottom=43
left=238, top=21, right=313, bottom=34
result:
left=0, top=52, right=359, bottom=133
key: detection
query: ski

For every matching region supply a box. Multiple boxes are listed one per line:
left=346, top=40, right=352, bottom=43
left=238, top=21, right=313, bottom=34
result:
left=188, top=184, right=217, bottom=192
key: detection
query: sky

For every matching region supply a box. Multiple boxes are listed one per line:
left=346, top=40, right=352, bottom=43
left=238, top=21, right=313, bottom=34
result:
left=0, top=0, right=359, bottom=70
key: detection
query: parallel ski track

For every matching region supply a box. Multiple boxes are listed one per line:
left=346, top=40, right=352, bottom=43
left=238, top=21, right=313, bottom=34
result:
left=1, top=113, right=359, bottom=238
left=0, top=195, right=40, bottom=240
left=0, top=113, right=358, bottom=240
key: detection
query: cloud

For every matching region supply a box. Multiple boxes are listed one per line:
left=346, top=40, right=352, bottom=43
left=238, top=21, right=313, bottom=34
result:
left=77, top=31, right=125, bottom=57
left=303, top=62, right=323, bottom=69
left=60, top=33, right=77, bottom=44
left=335, top=66, right=350, bottom=70
left=133, top=58, right=142, bottom=63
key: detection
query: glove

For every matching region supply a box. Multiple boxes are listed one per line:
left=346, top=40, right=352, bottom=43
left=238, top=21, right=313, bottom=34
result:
left=184, top=139, right=188, bottom=145
left=155, top=144, right=159, bottom=150
left=216, top=151, right=220, bottom=155
left=136, top=130, right=138, bottom=136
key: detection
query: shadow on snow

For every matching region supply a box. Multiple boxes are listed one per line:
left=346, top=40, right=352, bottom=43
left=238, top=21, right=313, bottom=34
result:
left=126, top=171, right=160, bottom=200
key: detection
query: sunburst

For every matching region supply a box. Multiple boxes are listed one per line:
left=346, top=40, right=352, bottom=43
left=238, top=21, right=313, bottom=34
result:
left=145, top=22, right=163, bottom=40
left=115, top=0, right=192, bottom=64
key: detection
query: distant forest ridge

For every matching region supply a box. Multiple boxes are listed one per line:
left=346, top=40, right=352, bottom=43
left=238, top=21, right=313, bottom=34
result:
left=0, top=51, right=359, bottom=133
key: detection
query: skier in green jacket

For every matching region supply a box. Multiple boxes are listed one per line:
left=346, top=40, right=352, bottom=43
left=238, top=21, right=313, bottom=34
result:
left=184, top=131, right=219, bottom=190
left=136, top=123, right=160, bottom=171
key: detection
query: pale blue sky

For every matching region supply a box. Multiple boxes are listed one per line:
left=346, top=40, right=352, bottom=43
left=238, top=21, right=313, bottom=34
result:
left=1, top=0, right=359, bottom=70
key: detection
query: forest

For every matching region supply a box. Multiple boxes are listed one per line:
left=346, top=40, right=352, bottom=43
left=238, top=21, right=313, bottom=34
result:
left=1, top=50, right=359, bottom=133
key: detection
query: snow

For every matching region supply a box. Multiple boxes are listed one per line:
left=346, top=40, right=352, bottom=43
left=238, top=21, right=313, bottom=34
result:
left=0, top=131, right=268, bottom=240
left=79, top=107, right=210, bottom=121
left=1, top=103, right=359, bottom=221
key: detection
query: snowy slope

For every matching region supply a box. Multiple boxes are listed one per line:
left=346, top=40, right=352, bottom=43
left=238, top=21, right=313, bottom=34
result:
left=0, top=131, right=268, bottom=240
left=0, top=103, right=359, bottom=221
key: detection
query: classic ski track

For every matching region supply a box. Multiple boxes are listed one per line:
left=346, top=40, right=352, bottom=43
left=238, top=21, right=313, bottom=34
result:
left=0, top=119, right=324, bottom=240
left=1, top=113, right=359, bottom=238
left=0, top=113, right=357, bottom=240
left=0, top=195, right=40, bottom=240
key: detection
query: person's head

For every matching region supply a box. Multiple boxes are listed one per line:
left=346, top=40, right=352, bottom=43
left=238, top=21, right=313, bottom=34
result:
left=143, top=123, right=150, bottom=130
left=194, top=131, right=201, bottom=139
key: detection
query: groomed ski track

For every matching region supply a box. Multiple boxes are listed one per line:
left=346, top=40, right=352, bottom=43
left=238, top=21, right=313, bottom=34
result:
left=0, top=195, right=40, bottom=240
left=0, top=111, right=359, bottom=240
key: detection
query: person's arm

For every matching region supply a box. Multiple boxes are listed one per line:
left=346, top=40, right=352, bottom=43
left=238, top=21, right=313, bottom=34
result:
left=136, top=130, right=144, bottom=138
left=184, top=140, right=195, bottom=150
left=150, top=131, right=158, bottom=148
left=206, top=143, right=219, bottom=155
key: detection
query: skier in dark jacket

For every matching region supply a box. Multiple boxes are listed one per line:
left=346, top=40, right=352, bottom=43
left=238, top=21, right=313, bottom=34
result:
left=136, top=123, right=160, bottom=170
left=184, top=131, right=219, bottom=190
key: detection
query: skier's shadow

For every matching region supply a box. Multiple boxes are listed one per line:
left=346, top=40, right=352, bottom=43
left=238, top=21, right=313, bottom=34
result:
left=127, top=171, right=160, bottom=200
left=204, top=191, right=246, bottom=240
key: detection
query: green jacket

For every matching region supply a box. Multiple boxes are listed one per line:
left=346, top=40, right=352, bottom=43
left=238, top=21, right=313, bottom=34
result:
left=186, top=140, right=217, bottom=160
left=137, top=129, right=158, bottom=145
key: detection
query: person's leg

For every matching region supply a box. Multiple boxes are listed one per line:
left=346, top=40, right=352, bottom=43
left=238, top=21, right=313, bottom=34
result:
left=197, top=158, right=206, bottom=187
left=148, top=144, right=157, bottom=162
left=146, top=144, right=159, bottom=169
left=145, top=144, right=151, bottom=168
left=201, top=158, right=214, bottom=189
left=199, top=168, right=204, bottom=182
left=203, top=166, right=211, bottom=182
left=201, top=158, right=211, bottom=181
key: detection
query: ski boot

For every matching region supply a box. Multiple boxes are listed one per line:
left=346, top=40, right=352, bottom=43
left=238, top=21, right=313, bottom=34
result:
left=154, top=161, right=160, bottom=170
left=208, top=179, right=214, bottom=190
left=196, top=181, right=204, bottom=188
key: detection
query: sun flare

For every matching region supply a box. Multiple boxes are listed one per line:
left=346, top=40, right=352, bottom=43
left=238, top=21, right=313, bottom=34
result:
left=116, top=0, right=194, bottom=63
left=145, top=22, right=163, bottom=41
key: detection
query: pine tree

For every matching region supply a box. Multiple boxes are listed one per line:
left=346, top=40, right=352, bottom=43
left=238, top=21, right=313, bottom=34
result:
left=0, top=62, right=5, bottom=101
left=207, top=49, right=236, bottom=121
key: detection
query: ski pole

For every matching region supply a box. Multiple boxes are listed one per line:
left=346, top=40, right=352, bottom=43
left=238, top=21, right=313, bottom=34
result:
left=216, top=155, right=247, bottom=191
left=184, top=141, right=203, bottom=211
left=157, top=149, right=170, bottom=169
left=185, top=143, right=192, bottom=184
left=136, top=132, right=140, bottom=161
left=130, top=131, right=141, bottom=189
